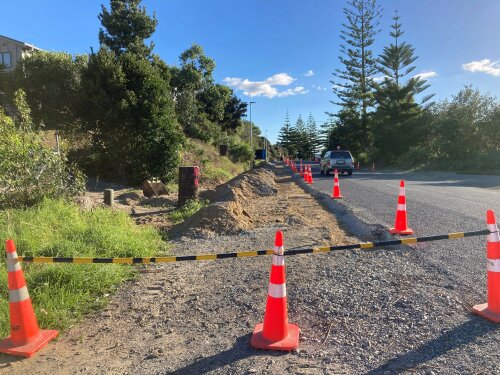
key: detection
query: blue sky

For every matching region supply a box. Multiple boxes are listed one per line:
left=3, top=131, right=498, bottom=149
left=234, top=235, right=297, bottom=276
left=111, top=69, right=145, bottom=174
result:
left=2, top=0, right=500, bottom=142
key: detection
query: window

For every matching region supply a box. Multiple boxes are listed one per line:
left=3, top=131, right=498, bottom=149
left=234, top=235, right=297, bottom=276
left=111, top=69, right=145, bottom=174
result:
left=330, top=151, right=351, bottom=159
left=0, top=52, right=11, bottom=67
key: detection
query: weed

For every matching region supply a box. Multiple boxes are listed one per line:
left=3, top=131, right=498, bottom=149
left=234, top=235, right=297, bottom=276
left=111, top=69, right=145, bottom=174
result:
left=0, top=199, right=168, bottom=337
left=169, top=199, right=208, bottom=224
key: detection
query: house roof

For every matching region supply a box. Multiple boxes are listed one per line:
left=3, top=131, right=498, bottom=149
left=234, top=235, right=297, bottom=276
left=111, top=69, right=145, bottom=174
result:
left=0, top=35, right=43, bottom=51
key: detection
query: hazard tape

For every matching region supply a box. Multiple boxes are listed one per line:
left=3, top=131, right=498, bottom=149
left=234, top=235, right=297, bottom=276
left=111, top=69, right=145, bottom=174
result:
left=13, top=229, right=490, bottom=264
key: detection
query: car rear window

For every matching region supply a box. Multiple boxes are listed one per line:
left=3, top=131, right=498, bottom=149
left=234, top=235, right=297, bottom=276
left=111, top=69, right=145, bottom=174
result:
left=330, top=151, right=351, bottom=159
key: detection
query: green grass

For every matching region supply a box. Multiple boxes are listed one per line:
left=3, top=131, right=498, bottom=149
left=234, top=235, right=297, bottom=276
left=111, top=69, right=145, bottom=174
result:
left=0, top=199, right=168, bottom=337
left=169, top=199, right=208, bottom=224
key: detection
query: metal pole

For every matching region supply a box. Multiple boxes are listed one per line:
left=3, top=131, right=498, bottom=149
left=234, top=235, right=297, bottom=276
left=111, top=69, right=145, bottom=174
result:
left=249, top=101, right=255, bottom=167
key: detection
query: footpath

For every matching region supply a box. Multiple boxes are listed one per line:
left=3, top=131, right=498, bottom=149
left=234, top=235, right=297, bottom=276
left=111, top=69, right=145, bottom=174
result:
left=2, top=164, right=499, bottom=374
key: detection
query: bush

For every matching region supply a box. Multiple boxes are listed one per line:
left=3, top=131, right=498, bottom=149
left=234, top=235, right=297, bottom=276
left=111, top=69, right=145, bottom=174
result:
left=0, top=199, right=168, bottom=337
left=0, top=91, right=84, bottom=208
left=229, top=142, right=253, bottom=163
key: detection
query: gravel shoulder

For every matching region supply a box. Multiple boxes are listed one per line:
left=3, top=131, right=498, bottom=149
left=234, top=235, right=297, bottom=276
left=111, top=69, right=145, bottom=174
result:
left=2, top=164, right=499, bottom=375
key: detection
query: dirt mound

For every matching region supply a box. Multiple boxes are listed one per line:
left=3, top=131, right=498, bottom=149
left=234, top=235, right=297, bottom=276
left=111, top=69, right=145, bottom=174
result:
left=174, top=164, right=278, bottom=236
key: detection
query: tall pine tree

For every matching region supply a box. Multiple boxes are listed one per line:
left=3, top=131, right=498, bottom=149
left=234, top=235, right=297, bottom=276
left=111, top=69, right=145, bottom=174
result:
left=277, top=110, right=294, bottom=154
left=99, top=0, right=158, bottom=58
left=306, top=113, right=321, bottom=157
left=373, top=10, right=434, bottom=162
left=330, top=0, right=382, bottom=154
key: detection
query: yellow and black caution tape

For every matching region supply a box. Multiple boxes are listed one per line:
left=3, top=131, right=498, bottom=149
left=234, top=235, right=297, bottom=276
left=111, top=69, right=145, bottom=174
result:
left=14, top=229, right=490, bottom=265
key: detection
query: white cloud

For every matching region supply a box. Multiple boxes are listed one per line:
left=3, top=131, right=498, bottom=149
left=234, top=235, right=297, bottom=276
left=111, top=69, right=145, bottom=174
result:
left=462, top=59, right=500, bottom=77
left=312, top=84, right=327, bottom=91
left=304, top=70, right=314, bottom=77
left=223, top=73, right=308, bottom=98
left=372, top=75, right=388, bottom=83
left=413, top=71, right=437, bottom=80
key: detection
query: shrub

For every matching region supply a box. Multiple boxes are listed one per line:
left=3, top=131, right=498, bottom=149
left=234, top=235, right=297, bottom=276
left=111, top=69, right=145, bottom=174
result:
left=0, top=91, right=85, bottom=208
left=229, top=142, right=253, bottom=163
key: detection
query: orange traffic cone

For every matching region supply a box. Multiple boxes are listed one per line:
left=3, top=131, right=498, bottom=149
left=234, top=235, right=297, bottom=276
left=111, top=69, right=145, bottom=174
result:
left=356, top=161, right=360, bottom=170
left=473, top=210, right=500, bottom=323
left=299, top=161, right=303, bottom=176
left=389, top=180, right=413, bottom=235
left=251, top=231, right=300, bottom=350
left=303, top=165, right=308, bottom=182
left=332, top=169, right=342, bottom=199
left=372, top=162, right=375, bottom=171
left=0, top=240, right=58, bottom=357
left=308, top=166, right=314, bottom=184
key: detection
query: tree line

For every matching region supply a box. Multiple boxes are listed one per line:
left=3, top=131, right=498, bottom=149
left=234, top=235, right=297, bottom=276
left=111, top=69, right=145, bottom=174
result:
left=278, top=0, right=500, bottom=170
left=0, top=0, right=257, bottom=184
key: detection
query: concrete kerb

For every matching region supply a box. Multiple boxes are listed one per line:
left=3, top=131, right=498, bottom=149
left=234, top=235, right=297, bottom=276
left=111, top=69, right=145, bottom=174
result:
left=286, top=163, right=393, bottom=244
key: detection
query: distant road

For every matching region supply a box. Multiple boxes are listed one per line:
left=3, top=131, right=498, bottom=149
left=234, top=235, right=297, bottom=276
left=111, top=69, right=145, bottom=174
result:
left=307, top=164, right=500, bottom=293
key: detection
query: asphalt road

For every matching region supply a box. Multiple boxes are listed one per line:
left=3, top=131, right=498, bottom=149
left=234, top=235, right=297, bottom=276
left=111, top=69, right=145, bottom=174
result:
left=304, top=163, right=500, bottom=295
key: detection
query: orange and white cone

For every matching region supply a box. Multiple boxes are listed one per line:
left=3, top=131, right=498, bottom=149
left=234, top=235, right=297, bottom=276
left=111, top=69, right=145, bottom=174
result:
left=473, top=210, right=500, bottom=323
left=372, top=162, right=375, bottom=171
left=0, top=240, right=58, bottom=357
left=356, top=161, right=360, bottom=170
left=308, top=166, right=314, bottom=184
left=389, top=180, right=413, bottom=235
left=332, top=169, right=342, bottom=199
left=251, top=231, right=300, bottom=350
left=300, top=161, right=303, bottom=176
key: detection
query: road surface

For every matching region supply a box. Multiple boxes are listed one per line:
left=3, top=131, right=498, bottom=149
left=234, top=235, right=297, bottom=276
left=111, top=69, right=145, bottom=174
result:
left=305, top=163, right=500, bottom=293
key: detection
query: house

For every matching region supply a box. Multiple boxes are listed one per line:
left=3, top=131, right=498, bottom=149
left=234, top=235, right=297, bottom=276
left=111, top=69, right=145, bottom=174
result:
left=0, top=34, right=43, bottom=72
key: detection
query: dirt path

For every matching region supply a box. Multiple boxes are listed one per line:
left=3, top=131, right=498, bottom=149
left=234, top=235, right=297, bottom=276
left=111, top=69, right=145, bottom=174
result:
left=2, top=164, right=499, bottom=374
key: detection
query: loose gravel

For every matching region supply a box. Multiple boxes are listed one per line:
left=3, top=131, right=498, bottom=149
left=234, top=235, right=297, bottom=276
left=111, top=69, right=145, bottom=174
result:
left=2, top=163, right=499, bottom=375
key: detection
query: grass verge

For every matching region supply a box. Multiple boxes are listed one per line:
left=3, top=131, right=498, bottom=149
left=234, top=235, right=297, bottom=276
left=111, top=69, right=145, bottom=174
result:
left=0, top=199, right=168, bottom=338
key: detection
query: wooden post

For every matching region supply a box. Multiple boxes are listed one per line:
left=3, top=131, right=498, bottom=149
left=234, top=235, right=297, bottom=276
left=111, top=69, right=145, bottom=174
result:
left=104, top=189, right=114, bottom=205
left=219, top=144, right=228, bottom=157
left=178, top=166, right=200, bottom=207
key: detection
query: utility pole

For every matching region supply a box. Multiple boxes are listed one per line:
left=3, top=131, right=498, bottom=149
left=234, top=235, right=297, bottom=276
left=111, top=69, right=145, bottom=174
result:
left=249, top=101, right=256, bottom=167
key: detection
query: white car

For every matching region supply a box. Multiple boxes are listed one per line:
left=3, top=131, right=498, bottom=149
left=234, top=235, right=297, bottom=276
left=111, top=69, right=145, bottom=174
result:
left=320, top=150, right=354, bottom=175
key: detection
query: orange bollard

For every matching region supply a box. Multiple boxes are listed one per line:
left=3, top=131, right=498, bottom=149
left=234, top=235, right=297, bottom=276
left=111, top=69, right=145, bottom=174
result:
left=0, top=240, right=58, bottom=357
left=389, top=180, right=413, bottom=235
left=250, top=231, right=300, bottom=350
left=473, top=210, right=500, bottom=323
left=332, top=169, right=342, bottom=199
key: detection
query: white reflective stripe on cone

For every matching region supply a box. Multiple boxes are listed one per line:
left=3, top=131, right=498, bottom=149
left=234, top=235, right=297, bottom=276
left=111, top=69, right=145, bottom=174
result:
left=272, top=254, right=285, bottom=266
left=487, top=259, right=500, bottom=272
left=9, top=286, right=30, bottom=303
left=6, top=252, right=18, bottom=261
left=400, top=187, right=405, bottom=196
left=397, top=204, right=406, bottom=211
left=268, top=283, right=287, bottom=298
left=487, top=223, right=498, bottom=233
left=7, top=261, right=21, bottom=272
left=274, top=245, right=284, bottom=255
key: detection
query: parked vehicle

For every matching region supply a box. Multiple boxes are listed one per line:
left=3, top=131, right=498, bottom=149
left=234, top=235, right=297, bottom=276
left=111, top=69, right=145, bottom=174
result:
left=320, top=150, right=354, bottom=175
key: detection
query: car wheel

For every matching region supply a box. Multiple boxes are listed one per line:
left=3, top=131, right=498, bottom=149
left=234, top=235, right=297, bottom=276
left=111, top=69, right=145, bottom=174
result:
left=348, top=170, right=353, bottom=176
left=325, top=169, right=330, bottom=176
left=320, top=168, right=324, bottom=175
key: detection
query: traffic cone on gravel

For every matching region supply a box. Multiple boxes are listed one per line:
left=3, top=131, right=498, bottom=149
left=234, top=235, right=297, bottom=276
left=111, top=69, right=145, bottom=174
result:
left=332, top=170, right=342, bottom=199
left=250, top=231, right=300, bottom=350
left=472, top=210, right=500, bottom=323
left=389, top=180, right=413, bottom=235
left=0, top=240, right=58, bottom=357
